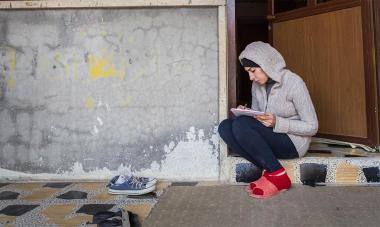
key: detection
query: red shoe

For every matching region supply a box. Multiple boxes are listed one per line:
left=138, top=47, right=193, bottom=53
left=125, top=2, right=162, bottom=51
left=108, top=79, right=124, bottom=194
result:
left=248, top=176, right=289, bottom=199
left=245, top=170, right=267, bottom=193
left=248, top=169, right=291, bottom=199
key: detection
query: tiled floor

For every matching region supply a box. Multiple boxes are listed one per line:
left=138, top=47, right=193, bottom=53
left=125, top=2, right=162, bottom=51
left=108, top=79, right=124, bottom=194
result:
left=0, top=181, right=171, bottom=226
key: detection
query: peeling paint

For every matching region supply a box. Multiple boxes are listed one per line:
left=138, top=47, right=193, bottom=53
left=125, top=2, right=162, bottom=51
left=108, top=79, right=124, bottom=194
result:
left=0, top=127, right=219, bottom=180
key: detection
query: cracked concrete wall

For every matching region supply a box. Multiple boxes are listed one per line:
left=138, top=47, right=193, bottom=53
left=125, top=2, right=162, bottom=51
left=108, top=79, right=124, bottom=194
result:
left=0, top=8, right=219, bottom=180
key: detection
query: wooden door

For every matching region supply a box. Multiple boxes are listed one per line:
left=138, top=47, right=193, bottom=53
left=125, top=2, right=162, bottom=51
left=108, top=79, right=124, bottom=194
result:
left=268, top=0, right=379, bottom=147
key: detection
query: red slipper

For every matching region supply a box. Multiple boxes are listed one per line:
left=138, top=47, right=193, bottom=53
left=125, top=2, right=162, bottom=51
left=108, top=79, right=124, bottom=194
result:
left=245, top=170, right=267, bottom=193
left=245, top=175, right=267, bottom=193
left=248, top=174, right=289, bottom=199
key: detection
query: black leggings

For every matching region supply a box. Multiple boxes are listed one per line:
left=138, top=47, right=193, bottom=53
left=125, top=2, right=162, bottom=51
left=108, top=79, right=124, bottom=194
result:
left=218, top=116, right=298, bottom=172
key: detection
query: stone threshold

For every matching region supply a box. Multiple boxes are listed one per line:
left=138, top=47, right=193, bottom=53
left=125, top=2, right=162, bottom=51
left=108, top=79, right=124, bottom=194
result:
left=231, top=147, right=380, bottom=185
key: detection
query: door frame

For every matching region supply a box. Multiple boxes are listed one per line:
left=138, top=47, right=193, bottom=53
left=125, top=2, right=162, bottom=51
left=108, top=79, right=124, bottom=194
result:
left=375, top=0, right=380, bottom=149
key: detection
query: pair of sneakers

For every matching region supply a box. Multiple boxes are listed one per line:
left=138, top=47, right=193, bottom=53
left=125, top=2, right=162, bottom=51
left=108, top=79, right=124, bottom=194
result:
left=107, top=175, right=157, bottom=195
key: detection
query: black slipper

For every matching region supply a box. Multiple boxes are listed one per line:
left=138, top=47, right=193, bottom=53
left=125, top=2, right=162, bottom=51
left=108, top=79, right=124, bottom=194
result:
left=97, top=217, right=123, bottom=227
left=93, top=210, right=122, bottom=224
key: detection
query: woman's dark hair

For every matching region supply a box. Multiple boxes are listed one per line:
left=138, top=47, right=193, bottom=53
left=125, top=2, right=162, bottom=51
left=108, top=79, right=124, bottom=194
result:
left=241, top=58, right=260, bottom=68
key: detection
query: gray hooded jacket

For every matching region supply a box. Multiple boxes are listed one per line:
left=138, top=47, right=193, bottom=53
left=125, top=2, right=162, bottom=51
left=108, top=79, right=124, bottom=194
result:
left=239, top=41, right=318, bottom=157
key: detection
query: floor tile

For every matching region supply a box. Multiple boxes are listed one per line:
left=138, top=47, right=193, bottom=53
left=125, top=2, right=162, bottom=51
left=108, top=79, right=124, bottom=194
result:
left=300, top=163, right=327, bottom=186
left=42, top=204, right=76, bottom=225
left=75, top=183, right=106, bottom=192
left=0, top=205, right=39, bottom=216
left=124, top=203, right=152, bottom=223
left=0, top=214, right=17, bottom=225
left=76, top=204, right=115, bottom=215
left=43, top=182, right=72, bottom=189
left=336, top=163, right=359, bottom=183
left=0, top=191, right=19, bottom=200
left=57, top=190, right=88, bottom=200
left=22, top=188, right=60, bottom=201
left=12, top=183, right=44, bottom=191
left=93, top=191, right=115, bottom=201
left=363, top=167, right=380, bottom=182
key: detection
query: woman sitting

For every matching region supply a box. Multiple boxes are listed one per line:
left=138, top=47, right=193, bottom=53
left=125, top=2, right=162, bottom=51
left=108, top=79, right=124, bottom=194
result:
left=218, top=41, right=318, bottom=199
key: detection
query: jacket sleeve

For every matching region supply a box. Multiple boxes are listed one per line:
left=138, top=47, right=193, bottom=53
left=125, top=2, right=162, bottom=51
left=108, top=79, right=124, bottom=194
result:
left=273, top=80, right=318, bottom=136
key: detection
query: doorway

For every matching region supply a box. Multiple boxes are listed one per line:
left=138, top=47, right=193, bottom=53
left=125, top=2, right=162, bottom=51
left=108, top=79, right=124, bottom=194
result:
left=235, top=0, right=268, bottom=108
left=227, top=0, right=380, bottom=157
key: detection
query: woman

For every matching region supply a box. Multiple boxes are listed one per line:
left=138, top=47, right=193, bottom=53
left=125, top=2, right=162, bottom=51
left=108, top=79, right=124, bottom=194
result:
left=218, top=41, right=318, bottom=199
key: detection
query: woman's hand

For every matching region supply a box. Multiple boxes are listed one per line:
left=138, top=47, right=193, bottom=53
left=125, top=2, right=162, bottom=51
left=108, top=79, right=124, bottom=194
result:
left=255, top=112, right=276, bottom=127
left=237, top=104, right=248, bottom=109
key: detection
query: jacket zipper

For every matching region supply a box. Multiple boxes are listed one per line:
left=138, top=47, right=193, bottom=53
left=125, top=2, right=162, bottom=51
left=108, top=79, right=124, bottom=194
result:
left=264, top=83, right=279, bottom=112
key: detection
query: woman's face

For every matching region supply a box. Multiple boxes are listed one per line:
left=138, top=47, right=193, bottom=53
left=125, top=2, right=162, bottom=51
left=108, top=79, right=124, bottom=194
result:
left=244, top=67, right=269, bottom=85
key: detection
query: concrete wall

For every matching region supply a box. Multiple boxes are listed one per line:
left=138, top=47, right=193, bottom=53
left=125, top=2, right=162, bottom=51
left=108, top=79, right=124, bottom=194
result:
left=0, top=8, right=220, bottom=181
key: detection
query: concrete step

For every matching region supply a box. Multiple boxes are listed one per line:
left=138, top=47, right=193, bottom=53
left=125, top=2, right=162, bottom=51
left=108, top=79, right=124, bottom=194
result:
left=231, top=146, right=380, bottom=185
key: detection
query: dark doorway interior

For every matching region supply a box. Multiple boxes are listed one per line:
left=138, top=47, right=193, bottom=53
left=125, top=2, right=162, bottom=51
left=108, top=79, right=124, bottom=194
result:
left=236, top=0, right=268, bottom=108
left=228, top=0, right=269, bottom=157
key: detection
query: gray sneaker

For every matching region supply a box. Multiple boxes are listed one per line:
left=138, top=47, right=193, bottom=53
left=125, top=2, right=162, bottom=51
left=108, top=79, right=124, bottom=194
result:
left=107, top=175, right=156, bottom=195
left=106, top=175, right=157, bottom=188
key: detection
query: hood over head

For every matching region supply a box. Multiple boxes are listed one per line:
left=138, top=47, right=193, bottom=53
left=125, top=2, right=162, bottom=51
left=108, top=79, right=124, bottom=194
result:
left=239, top=41, right=286, bottom=83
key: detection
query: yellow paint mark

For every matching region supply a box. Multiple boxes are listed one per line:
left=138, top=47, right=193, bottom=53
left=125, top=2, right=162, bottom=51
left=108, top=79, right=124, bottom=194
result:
left=6, top=78, right=15, bottom=88
left=128, top=37, right=135, bottom=43
left=88, top=54, right=116, bottom=80
left=6, top=47, right=17, bottom=88
left=79, top=31, right=85, bottom=38
left=54, top=53, right=60, bottom=61
left=121, top=96, right=132, bottom=108
left=9, top=49, right=16, bottom=71
left=85, top=97, right=94, bottom=110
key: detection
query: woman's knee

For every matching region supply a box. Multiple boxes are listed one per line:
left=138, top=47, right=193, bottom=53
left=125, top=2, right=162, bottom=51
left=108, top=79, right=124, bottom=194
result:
left=232, top=116, right=251, bottom=131
left=218, top=119, right=233, bottom=140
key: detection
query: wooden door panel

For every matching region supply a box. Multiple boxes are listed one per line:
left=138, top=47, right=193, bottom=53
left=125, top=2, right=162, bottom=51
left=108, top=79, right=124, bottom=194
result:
left=273, top=7, right=367, bottom=138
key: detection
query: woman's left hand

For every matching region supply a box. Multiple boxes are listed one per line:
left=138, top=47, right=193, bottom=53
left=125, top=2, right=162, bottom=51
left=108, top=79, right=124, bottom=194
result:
left=255, top=112, right=276, bottom=127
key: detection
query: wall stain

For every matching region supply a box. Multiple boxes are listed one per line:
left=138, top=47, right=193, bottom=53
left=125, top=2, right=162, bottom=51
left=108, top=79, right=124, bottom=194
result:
left=6, top=47, right=16, bottom=88
left=85, top=97, right=94, bottom=110
left=88, top=54, right=116, bottom=80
